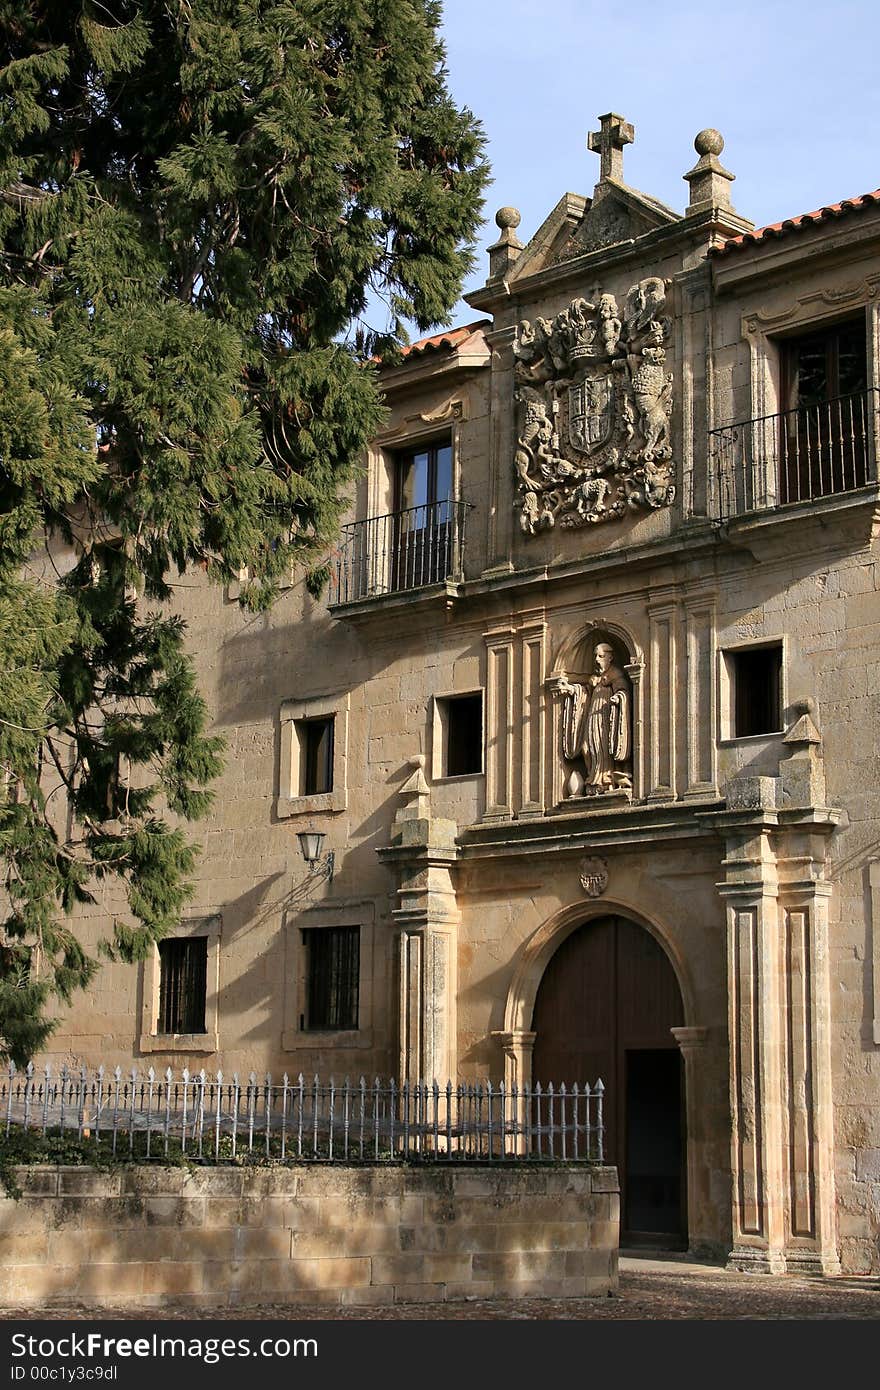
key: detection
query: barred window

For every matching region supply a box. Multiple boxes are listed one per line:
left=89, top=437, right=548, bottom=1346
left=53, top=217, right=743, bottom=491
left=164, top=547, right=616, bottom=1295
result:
left=303, top=926, right=359, bottom=1031
left=157, top=936, right=208, bottom=1034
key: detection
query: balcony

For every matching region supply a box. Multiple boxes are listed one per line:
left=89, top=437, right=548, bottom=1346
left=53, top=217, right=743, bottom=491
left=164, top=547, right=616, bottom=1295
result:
left=330, top=499, right=471, bottom=608
left=709, top=387, right=878, bottom=521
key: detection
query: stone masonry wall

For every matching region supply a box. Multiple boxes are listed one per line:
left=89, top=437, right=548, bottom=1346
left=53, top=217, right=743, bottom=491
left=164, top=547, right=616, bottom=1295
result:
left=0, top=1163, right=619, bottom=1308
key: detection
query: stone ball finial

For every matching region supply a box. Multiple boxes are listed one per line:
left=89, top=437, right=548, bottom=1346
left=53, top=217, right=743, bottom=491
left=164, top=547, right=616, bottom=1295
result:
left=495, top=206, right=521, bottom=231
left=694, top=128, right=724, bottom=158
left=793, top=697, right=816, bottom=717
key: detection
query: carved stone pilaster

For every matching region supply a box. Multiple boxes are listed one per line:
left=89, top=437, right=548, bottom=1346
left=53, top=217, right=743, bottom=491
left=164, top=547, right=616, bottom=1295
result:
left=716, top=806, right=787, bottom=1274
left=776, top=879, right=839, bottom=1274
left=701, top=741, right=843, bottom=1275
left=377, top=758, right=460, bottom=1085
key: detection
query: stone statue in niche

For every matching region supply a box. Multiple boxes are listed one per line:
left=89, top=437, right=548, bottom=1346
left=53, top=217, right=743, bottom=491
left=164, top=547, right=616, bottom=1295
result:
left=557, top=641, right=632, bottom=796
left=512, top=276, right=675, bottom=534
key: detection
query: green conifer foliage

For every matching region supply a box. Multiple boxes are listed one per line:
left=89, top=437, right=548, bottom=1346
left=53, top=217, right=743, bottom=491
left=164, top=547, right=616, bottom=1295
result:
left=0, top=1, right=488, bottom=1062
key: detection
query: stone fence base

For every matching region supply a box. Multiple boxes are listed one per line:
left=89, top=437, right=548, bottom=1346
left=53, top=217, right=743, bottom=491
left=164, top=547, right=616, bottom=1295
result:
left=0, top=1163, right=619, bottom=1308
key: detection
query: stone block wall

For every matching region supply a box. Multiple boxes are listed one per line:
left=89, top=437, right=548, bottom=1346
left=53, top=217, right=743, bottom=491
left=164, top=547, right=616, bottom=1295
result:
left=0, top=1163, right=619, bottom=1308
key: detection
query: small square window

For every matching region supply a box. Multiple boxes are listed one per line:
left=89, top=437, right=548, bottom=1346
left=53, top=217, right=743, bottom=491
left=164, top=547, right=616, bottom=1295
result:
left=157, top=937, right=208, bottom=1034
left=298, top=716, right=334, bottom=795
left=730, top=645, right=782, bottom=737
left=302, top=926, right=359, bottom=1031
left=438, top=693, right=483, bottom=776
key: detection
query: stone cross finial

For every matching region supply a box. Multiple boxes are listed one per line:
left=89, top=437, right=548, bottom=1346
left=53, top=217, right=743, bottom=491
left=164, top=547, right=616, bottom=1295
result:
left=588, top=113, right=635, bottom=183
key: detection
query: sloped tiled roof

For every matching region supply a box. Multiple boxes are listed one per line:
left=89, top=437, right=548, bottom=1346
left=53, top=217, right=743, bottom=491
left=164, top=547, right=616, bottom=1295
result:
left=710, top=190, right=880, bottom=256
left=398, top=320, right=490, bottom=357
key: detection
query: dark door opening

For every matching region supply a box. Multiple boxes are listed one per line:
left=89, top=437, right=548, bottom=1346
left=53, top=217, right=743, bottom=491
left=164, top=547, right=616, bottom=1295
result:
left=625, top=1049, right=685, bottom=1244
left=530, top=915, right=686, bottom=1247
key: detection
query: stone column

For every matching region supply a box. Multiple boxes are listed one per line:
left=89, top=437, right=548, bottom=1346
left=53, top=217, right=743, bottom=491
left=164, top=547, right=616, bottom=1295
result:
left=646, top=597, right=679, bottom=800
left=484, top=625, right=516, bottom=819
left=496, top=1029, right=536, bottom=1155
left=671, top=1026, right=711, bottom=1257
left=377, top=757, right=460, bottom=1086
left=624, top=660, right=645, bottom=800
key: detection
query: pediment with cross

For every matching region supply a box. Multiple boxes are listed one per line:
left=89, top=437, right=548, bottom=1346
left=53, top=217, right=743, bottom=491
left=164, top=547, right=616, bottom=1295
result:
left=502, top=114, right=681, bottom=283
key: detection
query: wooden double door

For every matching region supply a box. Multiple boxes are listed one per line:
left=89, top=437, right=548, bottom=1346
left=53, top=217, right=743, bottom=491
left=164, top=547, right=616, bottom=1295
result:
left=531, top=915, right=686, bottom=1247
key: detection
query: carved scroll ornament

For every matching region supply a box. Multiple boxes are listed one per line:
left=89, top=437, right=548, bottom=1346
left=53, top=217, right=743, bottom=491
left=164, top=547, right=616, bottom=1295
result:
left=513, top=278, right=675, bottom=533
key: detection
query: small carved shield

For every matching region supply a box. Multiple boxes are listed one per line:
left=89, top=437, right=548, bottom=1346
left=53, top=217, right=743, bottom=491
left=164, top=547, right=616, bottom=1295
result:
left=579, top=856, right=608, bottom=898
left=568, top=374, right=614, bottom=454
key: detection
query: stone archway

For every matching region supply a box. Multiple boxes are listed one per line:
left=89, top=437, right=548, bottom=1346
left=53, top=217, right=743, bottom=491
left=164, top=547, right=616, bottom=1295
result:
left=500, top=902, right=702, bottom=1250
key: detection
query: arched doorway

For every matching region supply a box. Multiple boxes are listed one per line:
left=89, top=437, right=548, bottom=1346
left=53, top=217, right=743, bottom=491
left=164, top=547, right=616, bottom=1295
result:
left=531, top=914, right=686, bottom=1247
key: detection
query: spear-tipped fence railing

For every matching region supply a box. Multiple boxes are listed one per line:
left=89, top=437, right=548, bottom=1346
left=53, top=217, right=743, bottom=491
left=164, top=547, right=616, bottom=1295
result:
left=1, top=1064, right=604, bottom=1164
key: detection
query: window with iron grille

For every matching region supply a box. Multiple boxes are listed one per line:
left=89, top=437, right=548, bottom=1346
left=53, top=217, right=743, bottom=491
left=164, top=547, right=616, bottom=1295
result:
left=303, top=926, right=359, bottom=1031
left=730, top=644, right=783, bottom=738
left=157, top=936, right=208, bottom=1034
left=298, top=716, right=335, bottom=796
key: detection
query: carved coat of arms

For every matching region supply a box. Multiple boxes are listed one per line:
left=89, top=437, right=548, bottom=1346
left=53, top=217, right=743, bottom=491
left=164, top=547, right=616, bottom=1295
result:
left=513, top=278, right=675, bottom=532
left=579, top=856, right=609, bottom=898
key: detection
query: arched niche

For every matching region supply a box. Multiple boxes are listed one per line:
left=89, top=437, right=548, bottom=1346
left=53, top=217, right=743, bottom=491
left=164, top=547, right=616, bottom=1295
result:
left=550, top=618, right=643, bottom=679
left=548, top=620, right=644, bottom=801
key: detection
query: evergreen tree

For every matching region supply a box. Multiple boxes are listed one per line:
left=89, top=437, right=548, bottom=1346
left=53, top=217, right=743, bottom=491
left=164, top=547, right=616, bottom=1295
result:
left=0, top=0, right=488, bottom=1063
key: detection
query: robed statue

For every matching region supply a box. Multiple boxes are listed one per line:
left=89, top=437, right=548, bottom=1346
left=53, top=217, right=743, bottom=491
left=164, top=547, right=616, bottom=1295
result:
left=558, top=642, right=632, bottom=794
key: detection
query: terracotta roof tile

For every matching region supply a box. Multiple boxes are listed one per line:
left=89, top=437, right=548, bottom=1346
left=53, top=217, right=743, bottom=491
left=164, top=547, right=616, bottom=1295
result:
left=710, top=190, right=880, bottom=257
left=397, top=320, right=490, bottom=358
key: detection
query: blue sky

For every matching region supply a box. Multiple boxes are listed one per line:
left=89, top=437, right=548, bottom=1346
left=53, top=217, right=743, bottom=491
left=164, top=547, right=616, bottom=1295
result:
left=436, top=0, right=880, bottom=322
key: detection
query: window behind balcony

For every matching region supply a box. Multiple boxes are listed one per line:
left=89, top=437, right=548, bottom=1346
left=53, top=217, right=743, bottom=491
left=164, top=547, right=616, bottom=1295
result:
left=779, top=317, right=868, bottom=503
left=392, top=439, right=453, bottom=589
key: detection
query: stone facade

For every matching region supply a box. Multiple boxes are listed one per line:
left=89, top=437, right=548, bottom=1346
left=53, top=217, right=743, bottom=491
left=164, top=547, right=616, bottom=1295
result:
left=0, top=1165, right=618, bottom=1308
left=43, top=116, right=880, bottom=1275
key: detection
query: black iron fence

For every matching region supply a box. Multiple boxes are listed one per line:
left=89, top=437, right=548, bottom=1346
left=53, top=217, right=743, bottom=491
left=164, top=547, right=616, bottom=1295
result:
left=709, top=387, right=877, bottom=520
left=330, top=499, right=471, bottom=606
left=1, top=1064, right=604, bottom=1164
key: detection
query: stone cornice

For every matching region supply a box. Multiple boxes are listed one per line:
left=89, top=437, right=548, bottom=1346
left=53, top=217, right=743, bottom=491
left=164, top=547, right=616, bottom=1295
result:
left=458, top=797, right=723, bottom=861
left=465, top=213, right=746, bottom=314
left=696, top=805, right=845, bottom=838
left=376, top=842, right=459, bottom=868
left=377, top=349, right=490, bottom=397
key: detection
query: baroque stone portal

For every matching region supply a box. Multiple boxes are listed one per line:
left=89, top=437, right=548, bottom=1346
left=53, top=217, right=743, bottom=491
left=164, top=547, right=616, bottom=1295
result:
left=557, top=641, right=632, bottom=796
left=513, top=278, right=675, bottom=532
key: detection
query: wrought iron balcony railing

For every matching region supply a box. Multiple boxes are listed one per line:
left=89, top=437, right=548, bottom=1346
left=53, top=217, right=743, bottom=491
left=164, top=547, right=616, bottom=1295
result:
left=330, top=498, right=471, bottom=606
left=709, top=387, right=879, bottom=521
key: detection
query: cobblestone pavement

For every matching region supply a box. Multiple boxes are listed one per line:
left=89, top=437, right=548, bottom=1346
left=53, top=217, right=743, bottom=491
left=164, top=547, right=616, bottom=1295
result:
left=3, top=1257, right=880, bottom=1320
